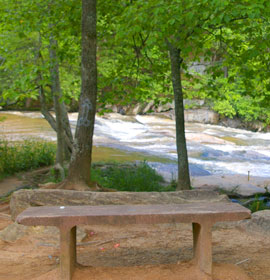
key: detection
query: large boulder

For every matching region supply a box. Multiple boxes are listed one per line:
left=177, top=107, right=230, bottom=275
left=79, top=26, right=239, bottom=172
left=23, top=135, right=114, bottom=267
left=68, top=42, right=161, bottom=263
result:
left=192, top=175, right=267, bottom=197
left=239, top=210, right=270, bottom=233
left=10, top=189, right=229, bottom=221
left=184, top=109, right=219, bottom=124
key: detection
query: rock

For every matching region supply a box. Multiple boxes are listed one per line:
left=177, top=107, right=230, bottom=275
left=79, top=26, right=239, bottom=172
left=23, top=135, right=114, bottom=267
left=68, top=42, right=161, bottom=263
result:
left=142, top=101, right=155, bottom=114
left=147, top=162, right=210, bottom=183
left=220, top=117, right=266, bottom=132
left=0, top=222, right=28, bottom=242
left=10, top=189, right=229, bottom=221
left=111, top=105, right=118, bottom=113
left=184, top=109, right=219, bottom=124
left=184, top=99, right=205, bottom=107
left=189, top=164, right=211, bottom=176
left=0, top=222, right=87, bottom=243
left=187, top=133, right=233, bottom=145
left=101, top=113, right=138, bottom=123
left=126, top=104, right=143, bottom=115
left=219, top=183, right=265, bottom=197
left=238, top=210, right=270, bottom=233
left=156, top=102, right=174, bottom=113
left=192, top=175, right=266, bottom=197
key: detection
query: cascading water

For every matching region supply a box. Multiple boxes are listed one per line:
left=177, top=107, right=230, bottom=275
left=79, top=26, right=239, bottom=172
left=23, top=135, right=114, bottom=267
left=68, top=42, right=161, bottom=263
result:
left=1, top=111, right=270, bottom=178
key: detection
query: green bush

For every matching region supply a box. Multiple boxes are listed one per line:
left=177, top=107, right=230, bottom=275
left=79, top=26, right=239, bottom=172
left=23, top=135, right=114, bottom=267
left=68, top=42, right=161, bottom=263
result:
left=91, top=161, right=175, bottom=192
left=0, top=139, right=56, bottom=178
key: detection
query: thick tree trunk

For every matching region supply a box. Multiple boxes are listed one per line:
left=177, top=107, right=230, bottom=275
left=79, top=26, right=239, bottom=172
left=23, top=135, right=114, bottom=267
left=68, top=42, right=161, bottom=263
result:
left=167, top=42, right=191, bottom=190
left=65, top=0, right=97, bottom=189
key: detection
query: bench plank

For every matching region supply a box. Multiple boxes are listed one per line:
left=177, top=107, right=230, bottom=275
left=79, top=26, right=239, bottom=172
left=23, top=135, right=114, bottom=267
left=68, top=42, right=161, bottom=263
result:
left=16, top=202, right=251, bottom=280
left=16, top=202, right=250, bottom=228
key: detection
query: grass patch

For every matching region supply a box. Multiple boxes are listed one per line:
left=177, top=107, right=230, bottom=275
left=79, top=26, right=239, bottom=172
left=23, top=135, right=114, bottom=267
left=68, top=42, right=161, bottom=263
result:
left=91, top=161, right=175, bottom=192
left=243, top=189, right=270, bottom=213
left=0, top=116, right=6, bottom=122
left=248, top=198, right=270, bottom=213
left=0, top=139, right=56, bottom=178
left=0, top=137, right=174, bottom=193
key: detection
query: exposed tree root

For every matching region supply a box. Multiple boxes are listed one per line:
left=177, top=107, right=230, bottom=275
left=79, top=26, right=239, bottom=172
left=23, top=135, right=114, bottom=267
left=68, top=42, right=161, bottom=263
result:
left=38, top=180, right=116, bottom=192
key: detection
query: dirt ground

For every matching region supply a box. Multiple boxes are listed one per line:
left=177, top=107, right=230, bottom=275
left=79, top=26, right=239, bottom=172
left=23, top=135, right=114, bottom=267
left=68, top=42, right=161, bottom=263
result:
left=0, top=202, right=269, bottom=280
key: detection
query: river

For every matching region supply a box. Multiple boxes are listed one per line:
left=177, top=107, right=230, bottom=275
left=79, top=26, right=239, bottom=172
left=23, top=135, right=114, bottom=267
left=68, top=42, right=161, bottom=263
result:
left=1, top=111, right=270, bottom=179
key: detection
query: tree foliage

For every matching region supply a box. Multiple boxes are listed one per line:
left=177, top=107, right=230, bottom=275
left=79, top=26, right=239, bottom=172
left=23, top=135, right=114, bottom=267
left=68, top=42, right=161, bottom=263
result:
left=1, top=0, right=270, bottom=187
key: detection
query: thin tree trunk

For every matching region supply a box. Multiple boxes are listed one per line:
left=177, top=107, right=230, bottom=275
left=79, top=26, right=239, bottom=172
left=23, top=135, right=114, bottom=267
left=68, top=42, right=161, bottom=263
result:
left=61, top=102, right=73, bottom=159
left=65, top=0, right=97, bottom=188
left=37, top=33, right=73, bottom=155
left=49, top=36, right=65, bottom=173
left=167, top=42, right=191, bottom=190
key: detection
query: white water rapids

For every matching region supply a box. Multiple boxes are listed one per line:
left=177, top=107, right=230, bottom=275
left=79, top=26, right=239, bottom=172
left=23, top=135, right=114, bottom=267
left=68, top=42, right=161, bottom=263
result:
left=1, top=111, right=270, bottom=178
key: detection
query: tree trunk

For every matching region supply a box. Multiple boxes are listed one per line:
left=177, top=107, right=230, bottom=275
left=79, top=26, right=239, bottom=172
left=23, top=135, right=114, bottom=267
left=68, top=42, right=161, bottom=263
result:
left=65, top=0, right=97, bottom=189
left=167, top=42, right=191, bottom=190
left=61, top=102, right=73, bottom=160
left=49, top=36, right=66, bottom=180
left=37, top=33, right=73, bottom=159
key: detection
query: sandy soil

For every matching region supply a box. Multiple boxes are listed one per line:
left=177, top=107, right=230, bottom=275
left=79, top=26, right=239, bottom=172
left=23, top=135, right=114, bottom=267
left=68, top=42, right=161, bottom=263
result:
left=0, top=203, right=269, bottom=280
left=0, top=177, right=24, bottom=196
left=0, top=174, right=270, bottom=280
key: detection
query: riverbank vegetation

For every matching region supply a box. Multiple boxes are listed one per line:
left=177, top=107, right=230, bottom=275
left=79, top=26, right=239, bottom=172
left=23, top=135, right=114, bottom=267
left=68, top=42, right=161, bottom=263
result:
left=91, top=162, right=176, bottom=192
left=0, top=139, right=56, bottom=180
left=0, top=138, right=175, bottom=191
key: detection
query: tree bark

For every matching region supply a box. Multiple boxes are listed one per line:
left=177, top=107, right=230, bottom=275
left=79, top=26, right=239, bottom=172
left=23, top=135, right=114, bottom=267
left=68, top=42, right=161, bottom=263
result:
left=65, top=0, right=97, bottom=189
left=167, top=42, right=191, bottom=190
left=37, top=33, right=73, bottom=156
left=49, top=36, right=65, bottom=172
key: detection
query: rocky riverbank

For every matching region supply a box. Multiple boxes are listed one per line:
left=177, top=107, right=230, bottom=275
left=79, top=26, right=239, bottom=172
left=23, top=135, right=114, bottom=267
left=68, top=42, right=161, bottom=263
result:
left=103, top=101, right=269, bottom=132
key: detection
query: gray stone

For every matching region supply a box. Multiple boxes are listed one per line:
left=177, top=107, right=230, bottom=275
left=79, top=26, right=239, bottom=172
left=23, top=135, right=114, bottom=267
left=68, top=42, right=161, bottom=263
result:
left=184, top=99, right=205, bottom=107
left=148, top=162, right=210, bottom=183
left=192, top=175, right=266, bottom=197
left=156, top=102, right=174, bottom=113
left=126, top=104, right=142, bottom=115
left=10, top=189, right=229, bottom=221
left=142, top=101, right=155, bottom=114
left=238, top=210, right=270, bottom=233
left=184, top=109, right=219, bottom=124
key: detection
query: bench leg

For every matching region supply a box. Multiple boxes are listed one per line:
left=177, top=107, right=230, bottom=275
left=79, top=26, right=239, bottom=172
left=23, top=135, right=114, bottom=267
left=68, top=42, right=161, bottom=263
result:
left=192, top=222, right=213, bottom=277
left=60, top=226, right=77, bottom=280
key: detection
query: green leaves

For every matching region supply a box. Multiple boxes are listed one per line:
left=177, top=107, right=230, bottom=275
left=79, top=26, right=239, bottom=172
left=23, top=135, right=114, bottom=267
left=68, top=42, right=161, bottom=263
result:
left=0, top=0, right=81, bottom=106
left=1, top=0, right=270, bottom=128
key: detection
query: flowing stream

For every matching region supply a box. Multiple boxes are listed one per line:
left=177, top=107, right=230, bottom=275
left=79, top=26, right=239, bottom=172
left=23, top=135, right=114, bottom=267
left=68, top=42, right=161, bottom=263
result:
left=1, top=111, right=270, bottom=178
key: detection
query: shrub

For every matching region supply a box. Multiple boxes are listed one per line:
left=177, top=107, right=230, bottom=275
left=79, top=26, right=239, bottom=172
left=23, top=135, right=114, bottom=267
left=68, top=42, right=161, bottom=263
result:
left=0, top=139, right=56, bottom=178
left=91, top=161, right=175, bottom=192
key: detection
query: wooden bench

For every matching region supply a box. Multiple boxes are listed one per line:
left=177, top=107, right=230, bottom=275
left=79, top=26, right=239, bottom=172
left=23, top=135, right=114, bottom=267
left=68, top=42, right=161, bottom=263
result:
left=16, top=202, right=250, bottom=280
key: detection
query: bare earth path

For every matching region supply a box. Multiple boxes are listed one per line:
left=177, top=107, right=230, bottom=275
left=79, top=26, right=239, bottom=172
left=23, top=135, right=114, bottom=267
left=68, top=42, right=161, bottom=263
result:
left=0, top=177, right=24, bottom=196
left=0, top=207, right=269, bottom=280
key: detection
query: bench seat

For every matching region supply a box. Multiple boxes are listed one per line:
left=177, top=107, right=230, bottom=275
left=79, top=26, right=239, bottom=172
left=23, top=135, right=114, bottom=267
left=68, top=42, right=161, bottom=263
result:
left=16, top=202, right=251, bottom=280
